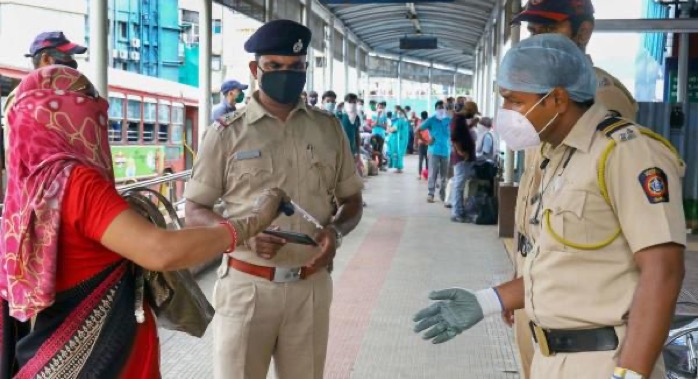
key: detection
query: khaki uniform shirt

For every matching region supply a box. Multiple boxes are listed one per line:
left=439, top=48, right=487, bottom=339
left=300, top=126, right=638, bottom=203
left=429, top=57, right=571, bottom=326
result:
left=522, top=103, right=686, bottom=330
left=184, top=92, right=363, bottom=268
left=514, top=68, right=638, bottom=276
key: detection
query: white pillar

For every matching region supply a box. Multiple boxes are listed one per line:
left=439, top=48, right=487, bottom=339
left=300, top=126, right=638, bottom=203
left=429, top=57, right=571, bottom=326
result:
left=504, top=0, right=521, bottom=184
left=453, top=66, right=458, bottom=97
left=304, top=1, right=314, bottom=92
left=264, top=0, right=272, bottom=22
left=355, top=44, right=361, bottom=95
left=397, top=57, right=403, bottom=104
left=328, top=19, right=335, bottom=91
left=427, top=62, right=433, bottom=110
left=89, top=0, right=108, bottom=96
left=343, top=31, right=349, bottom=95
left=677, top=3, right=690, bottom=104
left=198, top=0, right=212, bottom=144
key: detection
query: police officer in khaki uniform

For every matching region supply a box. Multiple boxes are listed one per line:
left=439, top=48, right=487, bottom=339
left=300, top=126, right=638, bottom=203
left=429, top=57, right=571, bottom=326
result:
left=414, top=34, right=685, bottom=379
left=508, top=2, right=639, bottom=377
left=184, top=20, right=364, bottom=379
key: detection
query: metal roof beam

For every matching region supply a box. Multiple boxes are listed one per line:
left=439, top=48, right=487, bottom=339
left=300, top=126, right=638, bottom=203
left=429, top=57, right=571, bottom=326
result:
left=594, top=18, right=698, bottom=33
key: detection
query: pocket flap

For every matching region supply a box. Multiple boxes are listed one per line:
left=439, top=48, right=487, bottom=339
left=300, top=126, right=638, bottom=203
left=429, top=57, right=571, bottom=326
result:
left=232, top=155, right=272, bottom=175
left=551, top=189, right=587, bottom=219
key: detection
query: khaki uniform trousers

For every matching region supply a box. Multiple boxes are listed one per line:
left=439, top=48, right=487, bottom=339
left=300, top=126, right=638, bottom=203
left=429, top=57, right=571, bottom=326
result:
left=514, top=310, right=534, bottom=379
left=212, top=266, right=333, bottom=379
left=529, top=325, right=665, bottom=379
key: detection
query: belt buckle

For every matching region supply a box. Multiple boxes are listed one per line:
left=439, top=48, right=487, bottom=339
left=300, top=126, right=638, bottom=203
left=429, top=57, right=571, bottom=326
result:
left=531, top=323, right=553, bottom=357
left=272, top=267, right=303, bottom=283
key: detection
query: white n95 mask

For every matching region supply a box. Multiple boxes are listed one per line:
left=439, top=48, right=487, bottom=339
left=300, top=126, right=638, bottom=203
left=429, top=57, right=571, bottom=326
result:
left=496, top=91, right=558, bottom=151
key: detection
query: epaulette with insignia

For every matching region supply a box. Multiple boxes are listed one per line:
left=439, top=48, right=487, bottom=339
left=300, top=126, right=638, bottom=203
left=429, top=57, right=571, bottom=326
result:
left=596, top=116, right=633, bottom=138
left=214, top=109, right=245, bottom=131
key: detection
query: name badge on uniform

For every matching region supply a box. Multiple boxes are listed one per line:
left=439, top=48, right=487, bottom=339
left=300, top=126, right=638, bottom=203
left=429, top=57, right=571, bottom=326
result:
left=233, top=150, right=262, bottom=161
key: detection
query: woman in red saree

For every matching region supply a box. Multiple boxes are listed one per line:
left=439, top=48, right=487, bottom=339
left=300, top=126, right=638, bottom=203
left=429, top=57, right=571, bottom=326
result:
left=0, top=66, right=287, bottom=378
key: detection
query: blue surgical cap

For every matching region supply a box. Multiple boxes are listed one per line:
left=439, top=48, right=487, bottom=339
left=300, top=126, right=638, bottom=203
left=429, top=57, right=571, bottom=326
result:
left=497, top=34, right=597, bottom=102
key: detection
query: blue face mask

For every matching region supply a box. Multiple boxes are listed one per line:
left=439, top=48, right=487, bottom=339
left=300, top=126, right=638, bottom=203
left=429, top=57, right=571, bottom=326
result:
left=324, top=102, right=336, bottom=113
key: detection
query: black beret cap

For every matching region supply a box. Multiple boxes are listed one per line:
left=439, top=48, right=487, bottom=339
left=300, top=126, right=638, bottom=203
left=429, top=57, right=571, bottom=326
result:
left=244, top=19, right=312, bottom=56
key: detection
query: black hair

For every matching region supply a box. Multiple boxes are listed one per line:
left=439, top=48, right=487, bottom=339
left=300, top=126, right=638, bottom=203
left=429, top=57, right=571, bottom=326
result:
left=369, top=100, right=377, bottom=105
left=322, top=90, right=337, bottom=100
left=379, top=101, right=387, bottom=107
left=386, top=111, right=393, bottom=119
left=575, top=98, right=595, bottom=108
left=344, top=93, right=358, bottom=102
left=570, top=15, right=595, bottom=38
left=405, top=106, right=411, bottom=111
left=421, top=111, right=428, bottom=120
left=434, top=100, right=444, bottom=109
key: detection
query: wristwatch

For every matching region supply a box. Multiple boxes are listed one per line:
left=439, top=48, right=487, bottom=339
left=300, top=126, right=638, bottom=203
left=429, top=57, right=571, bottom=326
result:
left=327, top=224, right=343, bottom=248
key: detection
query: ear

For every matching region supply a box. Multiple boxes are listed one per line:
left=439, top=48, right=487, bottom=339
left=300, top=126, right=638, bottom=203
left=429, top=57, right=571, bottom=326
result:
left=41, top=53, right=54, bottom=66
left=575, top=20, right=594, bottom=50
left=249, top=61, right=259, bottom=80
left=551, top=87, right=571, bottom=113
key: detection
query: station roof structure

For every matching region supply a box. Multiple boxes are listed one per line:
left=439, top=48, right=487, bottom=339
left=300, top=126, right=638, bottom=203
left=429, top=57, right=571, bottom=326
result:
left=323, top=0, right=495, bottom=70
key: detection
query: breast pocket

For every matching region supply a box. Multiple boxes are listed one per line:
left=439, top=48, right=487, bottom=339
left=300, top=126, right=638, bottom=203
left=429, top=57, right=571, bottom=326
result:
left=543, top=189, right=588, bottom=251
left=230, top=154, right=273, bottom=193
left=308, top=149, right=337, bottom=195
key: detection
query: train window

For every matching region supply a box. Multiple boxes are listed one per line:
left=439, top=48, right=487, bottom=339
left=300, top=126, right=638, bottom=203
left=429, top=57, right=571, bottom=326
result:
left=158, top=124, right=169, bottom=143
left=172, top=104, right=184, bottom=125
left=127, top=99, right=141, bottom=121
left=143, top=123, right=155, bottom=143
left=109, top=121, right=123, bottom=142
left=108, top=97, right=123, bottom=119
left=127, top=122, right=140, bottom=143
left=171, top=124, right=183, bottom=144
left=158, top=103, right=170, bottom=124
left=144, top=101, right=157, bottom=123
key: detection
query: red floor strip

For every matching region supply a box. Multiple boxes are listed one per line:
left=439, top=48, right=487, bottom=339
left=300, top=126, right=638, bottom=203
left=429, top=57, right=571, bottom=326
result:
left=324, top=217, right=406, bottom=378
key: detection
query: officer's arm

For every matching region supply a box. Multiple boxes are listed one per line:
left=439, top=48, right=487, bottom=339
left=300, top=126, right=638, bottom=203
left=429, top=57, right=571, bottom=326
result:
left=184, top=127, right=227, bottom=227
left=493, top=277, right=525, bottom=311
left=606, top=137, right=686, bottom=375
left=619, top=243, right=684, bottom=376
left=419, top=118, right=430, bottom=131
left=330, top=118, right=364, bottom=236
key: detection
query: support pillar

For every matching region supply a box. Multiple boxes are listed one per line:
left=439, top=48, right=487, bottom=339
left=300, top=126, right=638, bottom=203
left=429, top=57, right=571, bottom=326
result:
left=453, top=66, right=458, bottom=97
left=343, top=30, right=349, bottom=95
left=397, top=57, right=403, bottom=104
left=427, top=62, right=433, bottom=109
left=355, top=44, right=362, bottom=95
left=89, top=0, right=108, bottom=96
left=198, top=0, right=212, bottom=144
left=328, top=18, right=335, bottom=91
left=264, top=0, right=272, bottom=22
left=503, top=0, right=521, bottom=184
left=304, top=0, right=314, bottom=92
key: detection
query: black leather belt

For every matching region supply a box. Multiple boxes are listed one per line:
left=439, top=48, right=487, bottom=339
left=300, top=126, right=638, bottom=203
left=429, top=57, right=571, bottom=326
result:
left=518, top=234, right=533, bottom=257
left=529, top=322, right=619, bottom=357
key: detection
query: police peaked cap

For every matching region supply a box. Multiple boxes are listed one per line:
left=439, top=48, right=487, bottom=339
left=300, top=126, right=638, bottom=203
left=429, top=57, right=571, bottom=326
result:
left=244, top=19, right=312, bottom=56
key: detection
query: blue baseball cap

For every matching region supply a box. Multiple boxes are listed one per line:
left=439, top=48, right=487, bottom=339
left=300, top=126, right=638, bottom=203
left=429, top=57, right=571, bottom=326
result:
left=25, top=31, right=87, bottom=57
left=512, top=0, right=595, bottom=25
left=220, top=80, right=248, bottom=94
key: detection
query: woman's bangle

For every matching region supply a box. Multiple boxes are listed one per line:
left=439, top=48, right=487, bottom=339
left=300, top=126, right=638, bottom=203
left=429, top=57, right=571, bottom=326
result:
left=219, top=221, right=238, bottom=253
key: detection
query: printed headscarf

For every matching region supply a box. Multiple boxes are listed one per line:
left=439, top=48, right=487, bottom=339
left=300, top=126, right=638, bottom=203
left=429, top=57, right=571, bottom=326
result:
left=1, top=65, right=113, bottom=321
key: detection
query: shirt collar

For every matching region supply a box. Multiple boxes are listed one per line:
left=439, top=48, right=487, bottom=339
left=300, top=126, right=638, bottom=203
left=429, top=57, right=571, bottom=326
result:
left=559, top=103, right=608, bottom=154
left=246, top=91, right=311, bottom=125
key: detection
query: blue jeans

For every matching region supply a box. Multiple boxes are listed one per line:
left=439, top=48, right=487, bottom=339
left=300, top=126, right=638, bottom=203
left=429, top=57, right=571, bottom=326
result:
left=451, top=161, right=473, bottom=217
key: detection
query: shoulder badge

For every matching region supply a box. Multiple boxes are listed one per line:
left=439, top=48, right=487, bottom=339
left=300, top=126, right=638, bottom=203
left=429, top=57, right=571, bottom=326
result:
left=638, top=167, right=669, bottom=204
left=214, top=110, right=244, bottom=130
left=596, top=116, right=633, bottom=138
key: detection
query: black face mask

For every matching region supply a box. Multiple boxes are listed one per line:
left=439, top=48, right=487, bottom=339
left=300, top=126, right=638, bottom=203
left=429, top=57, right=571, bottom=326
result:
left=455, top=103, right=465, bottom=112
left=259, top=68, right=307, bottom=105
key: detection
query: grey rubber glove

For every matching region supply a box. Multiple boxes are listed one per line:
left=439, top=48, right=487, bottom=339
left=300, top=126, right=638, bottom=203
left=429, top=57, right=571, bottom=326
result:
left=413, top=288, right=502, bottom=344
left=228, top=188, right=290, bottom=242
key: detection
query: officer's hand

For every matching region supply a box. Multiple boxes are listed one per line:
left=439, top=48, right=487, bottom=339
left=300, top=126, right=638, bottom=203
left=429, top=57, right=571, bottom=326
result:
left=228, top=188, right=289, bottom=242
left=502, top=309, right=515, bottom=327
left=412, top=288, right=484, bottom=344
left=248, top=226, right=287, bottom=260
left=306, top=227, right=337, bottom=270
